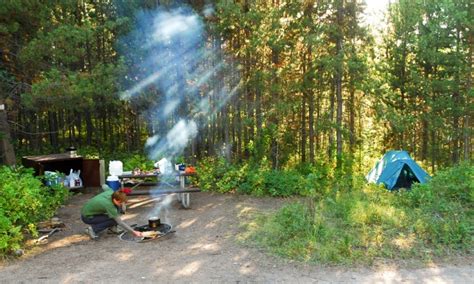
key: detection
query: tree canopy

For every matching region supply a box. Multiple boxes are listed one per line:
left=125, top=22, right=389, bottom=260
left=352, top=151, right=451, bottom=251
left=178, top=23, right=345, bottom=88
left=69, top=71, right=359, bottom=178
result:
left=0, top=0, right=471, bottom=172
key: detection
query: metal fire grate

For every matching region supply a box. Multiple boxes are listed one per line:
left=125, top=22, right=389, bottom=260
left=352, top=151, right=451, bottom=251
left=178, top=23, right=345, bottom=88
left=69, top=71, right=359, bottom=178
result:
left=119, top=223, right=174, bottom=243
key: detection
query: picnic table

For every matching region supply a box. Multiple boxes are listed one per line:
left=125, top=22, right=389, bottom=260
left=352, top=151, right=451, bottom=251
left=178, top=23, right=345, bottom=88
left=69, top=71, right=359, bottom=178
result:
left=118, top=171, right=199, bottom=208
left=118, top=172, right=160, bottom=189
left=175, top=173, right=197, bottom=209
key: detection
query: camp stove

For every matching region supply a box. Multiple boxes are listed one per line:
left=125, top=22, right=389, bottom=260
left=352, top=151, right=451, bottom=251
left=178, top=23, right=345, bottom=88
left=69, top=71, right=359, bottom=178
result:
left=119, top=223, right=174, bottom=243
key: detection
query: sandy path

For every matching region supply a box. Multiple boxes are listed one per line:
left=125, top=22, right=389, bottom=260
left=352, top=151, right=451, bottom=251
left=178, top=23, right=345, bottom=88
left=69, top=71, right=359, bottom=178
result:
left=0, top=189, right=472, bottom=283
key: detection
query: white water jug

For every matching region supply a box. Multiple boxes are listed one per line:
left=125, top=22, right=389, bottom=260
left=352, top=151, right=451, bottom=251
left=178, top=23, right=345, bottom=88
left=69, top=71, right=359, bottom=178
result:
left=157, top=158, right=173, bottom=175
left=109, top=160, right=123, bottom=176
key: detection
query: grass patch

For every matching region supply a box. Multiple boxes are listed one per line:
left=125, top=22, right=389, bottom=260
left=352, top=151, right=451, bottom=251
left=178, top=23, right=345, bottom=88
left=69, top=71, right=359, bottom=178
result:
left=239, top=163, right=473, bottom=264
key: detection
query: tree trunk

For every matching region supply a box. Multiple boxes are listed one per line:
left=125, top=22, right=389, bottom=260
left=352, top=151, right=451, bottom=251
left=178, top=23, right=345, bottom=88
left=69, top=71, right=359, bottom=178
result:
left=328, top=78, right=335, bottom=159
left=451, top=28, right=463, bottom=164
left=256, top=72, right=263, bottom=140
left=235, top=93, right=242, bottom=160
left=309, top=89, right=315, bottom=164
left=85, top=110, right=93, bottom=146
left=59, top=110, right=66, bottom=146
left=431, top=129, right=436, bottom=172
left=335, top=0, right=344, bottom=168
left=301, top=93, right=307, bottom=164
left=348, top=76, right=355, bottom=153
left=223, top=103, right=230, bottom=162
left=465, top=21, right=473, bottom=161
left=316, top=65, right=323, bottom=153
left=0, top=108, right=16, bottom=165
left=399, top=43, right=407, bottom=150
left=421, top=67, right=431, bottom=162
left=48, top=111, right=58, bottom=151
left=30, top=112, right=40, bottom=152
left=76, top=111, right=82, bottom=147
left=270, top=46, right=280, bottom=169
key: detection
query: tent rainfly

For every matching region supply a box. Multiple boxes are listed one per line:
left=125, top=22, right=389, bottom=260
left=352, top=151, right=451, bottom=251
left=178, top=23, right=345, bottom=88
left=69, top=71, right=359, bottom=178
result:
left=366, top=150, right=430, bottom=190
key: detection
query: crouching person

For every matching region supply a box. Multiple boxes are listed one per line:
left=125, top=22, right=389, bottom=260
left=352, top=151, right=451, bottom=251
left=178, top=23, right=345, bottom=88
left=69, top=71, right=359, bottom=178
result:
left=81, top=189, right=142, bottom=240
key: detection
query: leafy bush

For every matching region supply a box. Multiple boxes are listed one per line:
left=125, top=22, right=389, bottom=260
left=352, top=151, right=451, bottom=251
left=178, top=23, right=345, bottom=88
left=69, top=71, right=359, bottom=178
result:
left=262, top=170, right=307, bottom=197
left=404, top=161, right=473, bottom=205
left=397, top=162, right=473, bottom=248
left=0, top=166, right=70, bottom=256
left=238, top=169, right=266, bottom=196
left=197, top=158, right=311, bottom=196
left=121, top=153, right=155, bottom=171
left=81, top=150, right=156, bottom=175
left=196, top=157, right=231, bottom=192
left=216, top=163, right=248, bottom=193
left=241, top=163, right=473, bottom=264
left=302, top=161, right=336, bottom=196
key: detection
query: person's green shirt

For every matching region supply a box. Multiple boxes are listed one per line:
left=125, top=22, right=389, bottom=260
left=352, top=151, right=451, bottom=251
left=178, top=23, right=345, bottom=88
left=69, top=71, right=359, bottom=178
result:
left=81, top=190, right=119, bottom=218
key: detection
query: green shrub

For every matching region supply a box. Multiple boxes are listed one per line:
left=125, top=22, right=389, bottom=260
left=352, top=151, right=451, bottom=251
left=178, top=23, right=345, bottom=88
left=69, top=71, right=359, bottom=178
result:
left=262, top=170, right=307, bottom=197
left=242, top=163, right=473, bottom=264
left=238, top=169, right=265, bottom=196
left=196, top=157, right=230, bottom=192
left=88, top=151, right=156, bottom=175
left=121, top=153, right=155, bottom=171
left=197, top=158, right=314, bottom=197
left=0, top=166, right=70, bottom=256
left=396, top=162, right=473, bottom=249
left=197, top=157, right=253, bottom=194
left=404, top=162, right=473, bottom=206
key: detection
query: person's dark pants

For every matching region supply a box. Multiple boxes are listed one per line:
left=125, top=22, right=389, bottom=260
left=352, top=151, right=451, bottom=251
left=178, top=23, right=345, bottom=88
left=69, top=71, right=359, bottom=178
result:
left=81, top=214, right=117, bottom=234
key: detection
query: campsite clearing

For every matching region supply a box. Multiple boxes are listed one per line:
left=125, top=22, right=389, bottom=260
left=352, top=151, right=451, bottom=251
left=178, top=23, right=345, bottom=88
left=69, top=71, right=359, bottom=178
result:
left=0, top=189, right=472, bottom=283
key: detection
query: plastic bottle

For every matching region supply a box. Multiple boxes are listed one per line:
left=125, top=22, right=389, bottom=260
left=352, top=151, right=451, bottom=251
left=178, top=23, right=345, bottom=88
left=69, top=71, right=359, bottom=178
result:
left=109, top=160, right=123, bottom=176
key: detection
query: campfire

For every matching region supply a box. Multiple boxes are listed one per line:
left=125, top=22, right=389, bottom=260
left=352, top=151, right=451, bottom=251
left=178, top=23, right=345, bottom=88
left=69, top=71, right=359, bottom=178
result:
left=119, top=218, right=174, bottom=243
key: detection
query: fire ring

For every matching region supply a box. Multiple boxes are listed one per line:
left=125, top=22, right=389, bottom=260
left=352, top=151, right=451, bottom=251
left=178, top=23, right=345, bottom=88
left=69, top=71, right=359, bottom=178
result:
left=119, top=223, right=174, bottom=243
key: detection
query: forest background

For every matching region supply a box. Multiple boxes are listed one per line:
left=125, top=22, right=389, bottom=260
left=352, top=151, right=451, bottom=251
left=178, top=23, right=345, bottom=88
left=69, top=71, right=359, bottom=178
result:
left=0, top=0, right=471, bottom=172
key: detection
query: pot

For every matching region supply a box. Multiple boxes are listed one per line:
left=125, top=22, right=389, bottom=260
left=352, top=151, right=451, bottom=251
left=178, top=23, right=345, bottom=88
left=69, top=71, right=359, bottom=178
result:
left=148, top=217, right=160, bottom=229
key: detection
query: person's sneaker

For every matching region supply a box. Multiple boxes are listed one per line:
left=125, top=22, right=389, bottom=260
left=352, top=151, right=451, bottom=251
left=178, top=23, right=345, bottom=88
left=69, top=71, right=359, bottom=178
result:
left=107, top=225, right=124, bottom=234
left=85, top=226, right=99, bottom=240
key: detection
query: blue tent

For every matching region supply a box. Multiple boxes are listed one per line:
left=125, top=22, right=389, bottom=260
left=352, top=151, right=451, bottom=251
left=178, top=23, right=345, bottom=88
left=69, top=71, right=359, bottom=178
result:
left=366, top=151, right=430, bottom=190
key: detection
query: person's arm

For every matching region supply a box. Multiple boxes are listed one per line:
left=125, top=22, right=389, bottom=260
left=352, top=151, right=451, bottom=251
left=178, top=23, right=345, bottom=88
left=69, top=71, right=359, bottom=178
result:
left=113, top=216, right=142, bottom=237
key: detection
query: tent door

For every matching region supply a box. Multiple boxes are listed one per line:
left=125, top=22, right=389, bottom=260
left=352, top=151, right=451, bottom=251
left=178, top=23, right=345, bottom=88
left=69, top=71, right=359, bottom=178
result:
left=393, top=164, right=420, bottom=189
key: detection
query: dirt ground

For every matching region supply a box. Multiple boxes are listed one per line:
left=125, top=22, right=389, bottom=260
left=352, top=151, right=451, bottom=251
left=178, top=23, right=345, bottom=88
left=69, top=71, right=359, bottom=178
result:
left=0, top=188, right=472, bottom=283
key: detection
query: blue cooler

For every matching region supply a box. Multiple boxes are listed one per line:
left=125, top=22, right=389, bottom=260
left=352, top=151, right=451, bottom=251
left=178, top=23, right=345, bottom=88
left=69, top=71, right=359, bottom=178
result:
left=106, top=176, right=121, bottom=191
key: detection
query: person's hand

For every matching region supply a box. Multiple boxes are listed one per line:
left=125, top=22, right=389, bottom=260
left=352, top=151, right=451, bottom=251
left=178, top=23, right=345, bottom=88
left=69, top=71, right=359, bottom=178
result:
left=132, top=230, right=143, bottom=238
